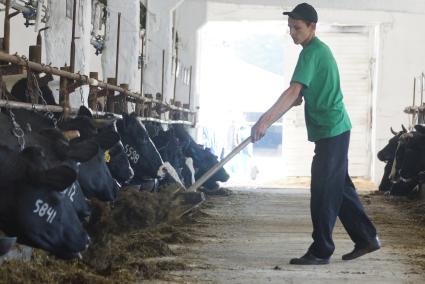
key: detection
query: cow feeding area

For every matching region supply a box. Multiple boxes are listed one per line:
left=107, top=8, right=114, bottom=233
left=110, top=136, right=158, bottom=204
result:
left=0, top=182, right=212, bottom=283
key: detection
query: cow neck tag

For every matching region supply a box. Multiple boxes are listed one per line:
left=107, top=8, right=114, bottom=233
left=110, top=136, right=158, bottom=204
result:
left=104, top=150, right=111, bottom=163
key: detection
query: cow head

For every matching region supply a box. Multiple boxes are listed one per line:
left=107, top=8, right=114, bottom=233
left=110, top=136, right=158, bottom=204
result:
left=74, top=106, right=135, bottom=185
left=377, top=126, right=407, bottom=162
left=69, top=130, right=121, bottom=201
left=10, top=77, right=56, bottom=106
left=116, top=112, right=164, bottom=179
left=0, top=146, right=89, bottom=259
left=59, top=108, right=133, bottom=201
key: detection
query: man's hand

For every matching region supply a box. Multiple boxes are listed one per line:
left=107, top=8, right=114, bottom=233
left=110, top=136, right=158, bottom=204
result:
left=251, top=83, right=303, bottom=143
left=251, top=119, right=269, bottom=143
left=292, top=94, right=303, bottom=106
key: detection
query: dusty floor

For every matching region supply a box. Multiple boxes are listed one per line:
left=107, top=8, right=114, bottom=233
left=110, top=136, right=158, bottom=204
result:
left=145, top=188, right=425, bottom=284
left=1, top=186, right=425, bottom=283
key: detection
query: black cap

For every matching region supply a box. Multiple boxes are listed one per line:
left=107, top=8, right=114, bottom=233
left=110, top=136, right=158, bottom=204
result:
left=283, top=3, right=318, bottom=23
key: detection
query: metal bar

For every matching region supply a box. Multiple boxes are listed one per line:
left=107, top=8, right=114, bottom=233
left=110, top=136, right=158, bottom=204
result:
left=187, top=137, right=252, bottom=192
left=115, top=12, right=121, bottom=81
left=413, top=77, right=416, bottom=107
left=420, top=72, right=425, bottom=107
left=173, top=33, right=178, bottom=102
left=188, top=65, right=192, bottom=108
left=3, top=0, right=10, bottom=53
left=140, top=35, right=144, bottom=95
left=70, top=0, right=77, bottom=72
left=0, top=99, right=64, bottom=112
left=161, top=49, right=165, bottom=99
left=0, top=99, right=194, bottom=126
left=0, top=51, right=196, bottom=114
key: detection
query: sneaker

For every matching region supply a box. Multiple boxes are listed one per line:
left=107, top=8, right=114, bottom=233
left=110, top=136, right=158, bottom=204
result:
left=342, top=236, right=381, bottom=261
left=289, top=251, right=330, bottom=265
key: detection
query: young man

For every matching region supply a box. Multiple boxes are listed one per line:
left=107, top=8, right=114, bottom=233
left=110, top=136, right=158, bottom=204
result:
left=251, top=3, right=380, bottom=265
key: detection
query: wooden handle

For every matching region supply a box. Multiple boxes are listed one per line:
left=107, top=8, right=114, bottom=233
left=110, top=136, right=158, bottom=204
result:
left=187, top=137, right=251, bottom=192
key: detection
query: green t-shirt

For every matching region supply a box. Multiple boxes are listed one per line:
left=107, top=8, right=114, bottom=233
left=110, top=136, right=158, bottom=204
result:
left=291, top=37, right=352, bottom=142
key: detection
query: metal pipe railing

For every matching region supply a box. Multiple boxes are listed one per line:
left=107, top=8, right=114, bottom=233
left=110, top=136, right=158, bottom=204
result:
left=0, top=51, right=195, bottom=114
left=0, top=99, right=194, bottom=126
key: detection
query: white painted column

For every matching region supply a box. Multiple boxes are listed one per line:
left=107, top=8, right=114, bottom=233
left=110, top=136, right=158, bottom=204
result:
left=101, top=0, right=140, bottom=92
left=45, top=0, right=91, bottom=107
left=174, top=0, right=207, bottom=109
left=144, top=0, right=184, bottom=101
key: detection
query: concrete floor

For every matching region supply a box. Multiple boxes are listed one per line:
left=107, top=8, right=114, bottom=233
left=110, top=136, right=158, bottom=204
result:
left=145, top=188, right=425, bottom=283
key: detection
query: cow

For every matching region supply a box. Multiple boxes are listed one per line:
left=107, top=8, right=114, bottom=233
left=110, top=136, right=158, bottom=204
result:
left=10, top=78, right=134, bottom=190
left=377, top=126, right=407, bottom=192
left=116, top=112, right=165, bottom=182
left=60, top=117, right=122, bottom=201
left=147, top=126, right=195, bottom=188
left=173, top=124, right=230, bottom=190
left=0, top=145, right=90, bottom=259
left=386, top=126, right=425, bottom=196
left=10, top=76, right=56, bottom=106
left=0, top=110, right=99, bottom=219
left=10, top=107, right=129, bottom=201
left=73, top=106, right=135, bottom=185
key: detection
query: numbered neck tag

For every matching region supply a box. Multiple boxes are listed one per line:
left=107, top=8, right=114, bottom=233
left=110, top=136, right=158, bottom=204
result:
left=104, top=150, right=111, bottom=163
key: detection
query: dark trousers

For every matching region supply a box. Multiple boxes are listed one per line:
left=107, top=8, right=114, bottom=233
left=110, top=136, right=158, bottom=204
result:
left=308, top=131, right=377, bottom=259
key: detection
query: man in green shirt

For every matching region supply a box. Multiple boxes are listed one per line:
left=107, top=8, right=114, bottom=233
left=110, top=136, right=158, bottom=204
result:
left=251, top=3, right=380, bottom=265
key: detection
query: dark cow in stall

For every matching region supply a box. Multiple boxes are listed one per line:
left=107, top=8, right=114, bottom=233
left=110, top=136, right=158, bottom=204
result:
left=173, top=124, right=230, bottom=190
left=385, top=125, right=425, bottom=196
left=116, top=113, right=165, bottom=183
left=393, top=126, right=425, bottom=181
left=74, top=106, right=134, bottom=185
left=9, top=105, right=131, bottom=202
left=0, top=110, right=100, bottom=219
left=144, top=122, right=195, bottom=188
left=377, top=126, right=407, bottom=192
left=0, top=145, right=90, bottom=259
left=10, top=76, right=56, bottom=106
left=10, top=78, right=134, bottom=191
left=58, top=109, right=128, bottom=201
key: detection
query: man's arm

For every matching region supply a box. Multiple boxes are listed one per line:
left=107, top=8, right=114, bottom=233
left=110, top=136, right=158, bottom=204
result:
left=251, top=82, right=303, bottom=142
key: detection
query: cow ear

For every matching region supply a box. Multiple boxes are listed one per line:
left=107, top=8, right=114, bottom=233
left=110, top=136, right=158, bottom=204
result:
left=37, top=165, right=77, bottom=191
left=78, top=105, right=93, bottom=118
left=414, top=124, right=425, bottom=134
left=68, top=140, right=99, bottom=162
left=94, top=129, right=120, bottom=150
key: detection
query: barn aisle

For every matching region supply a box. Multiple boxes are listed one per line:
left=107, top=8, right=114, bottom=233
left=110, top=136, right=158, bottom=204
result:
left=146, top=188, right=425, bottom=283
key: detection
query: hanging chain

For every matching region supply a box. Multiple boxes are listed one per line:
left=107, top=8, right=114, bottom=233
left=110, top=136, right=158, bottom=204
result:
left=8, top=109, right=25, bottom=150
left=30, top=72, right=58, bottom=128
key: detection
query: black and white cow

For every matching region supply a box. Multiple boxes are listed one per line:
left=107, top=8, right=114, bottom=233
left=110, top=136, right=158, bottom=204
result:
left=10, top=78, right=134, bottom=192
left=0, top=145, right=89, bottom=259
left=116, top=112, right=164, bottom=182
left=377, top=126, right=407, bottom=192
left=0, top=110, right=99, bottom=219
left=173, top=124, right=230, bottom=190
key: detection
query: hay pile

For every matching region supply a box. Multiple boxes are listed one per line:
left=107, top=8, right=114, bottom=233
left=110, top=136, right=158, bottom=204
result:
left=0, top=183, right=201, bottom=283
